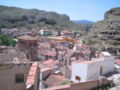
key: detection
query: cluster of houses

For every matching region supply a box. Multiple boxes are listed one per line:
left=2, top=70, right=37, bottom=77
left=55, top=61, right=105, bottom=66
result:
left=27, top=28, right=84, bottom=38
left=0, top=28, right=120, bottom=90
left=0, top=27, right=85, bottom=39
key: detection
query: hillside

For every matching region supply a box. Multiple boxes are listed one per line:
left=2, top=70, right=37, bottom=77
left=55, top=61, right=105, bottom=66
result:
left=0, top=5, right=72, bottom=29
left=83, top=7, right=120, bottom=55
left=0, top=5, right=93, bottom=33
left=73, top=20, right=94, bottom=32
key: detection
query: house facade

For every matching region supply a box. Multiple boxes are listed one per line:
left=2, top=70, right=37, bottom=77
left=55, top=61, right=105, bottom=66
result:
left=71, top=57, right=115, bottom=83
left=0, top=64, right=31, bottom=90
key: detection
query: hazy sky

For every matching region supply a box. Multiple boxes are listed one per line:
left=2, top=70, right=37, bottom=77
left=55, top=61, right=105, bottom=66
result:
left=0, top=0, right=120, bottom=21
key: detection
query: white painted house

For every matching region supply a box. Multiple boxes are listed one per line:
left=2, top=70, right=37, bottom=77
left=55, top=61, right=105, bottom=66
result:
left=71, top=56, right=115, bottom=83
left=100, top=51, right=112, bottom=57
left=39, top=29, right=51, bottom=36
left=114, top=59, right=120, bottom=71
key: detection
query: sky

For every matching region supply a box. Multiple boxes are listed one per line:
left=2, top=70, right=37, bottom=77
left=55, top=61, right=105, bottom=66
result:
left=0, top=0, right=120, bottom=21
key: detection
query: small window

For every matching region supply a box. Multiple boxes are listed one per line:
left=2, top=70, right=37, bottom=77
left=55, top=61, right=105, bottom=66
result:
left=75, top=76, right=81, bottom=81
left=15, top=74, right=24, bottom=83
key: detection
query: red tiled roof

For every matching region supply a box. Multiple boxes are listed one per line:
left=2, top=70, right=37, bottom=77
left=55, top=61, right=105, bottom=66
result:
left=39, top=60, right=58, bottom=69
left=3, top=49, right=16, bottom=53
left=26, top=62, right=38, bottom=85
left=115, top=59, right=120, bottom=65
left=44, top=59, right=55, bottom=64
left=38, top=48, right=56, bottom=57
left=45, top=75, right=68, bottom=87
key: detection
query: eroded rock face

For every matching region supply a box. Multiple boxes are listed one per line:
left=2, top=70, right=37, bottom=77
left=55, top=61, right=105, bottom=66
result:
left=105, top=8, right=120, bottom=16
left=104, top=8, right=120, bottom=30
left=88, top=7, right=120, bottom=54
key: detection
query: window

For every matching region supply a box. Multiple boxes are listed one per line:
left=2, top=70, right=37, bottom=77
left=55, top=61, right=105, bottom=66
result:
left=75, top=76, right=81, bottom=81
left=15, top=74, right=24, bottom=83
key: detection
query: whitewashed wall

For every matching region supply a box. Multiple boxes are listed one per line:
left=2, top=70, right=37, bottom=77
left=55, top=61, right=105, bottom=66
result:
left=71, top=59, right=114, bottom=83
left=87, top=60, right=114, bottom=81
left=71, top=63, right=88, bottom=83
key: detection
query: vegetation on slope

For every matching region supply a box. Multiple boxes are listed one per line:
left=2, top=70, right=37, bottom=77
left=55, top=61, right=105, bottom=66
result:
left=0, top=5, right=93, bottom=32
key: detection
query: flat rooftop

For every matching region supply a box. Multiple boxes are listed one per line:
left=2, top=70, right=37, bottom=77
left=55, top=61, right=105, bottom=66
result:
left=73, top=60, right=104, bottom=65
left=47, top=36, right=64, bottom=40
left=17, top=35, right=38, bottom=41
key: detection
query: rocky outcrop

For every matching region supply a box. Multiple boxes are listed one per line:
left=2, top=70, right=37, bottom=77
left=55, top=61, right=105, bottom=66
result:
left=87, top=7, right=120, bottom=54
left=105, top=8, right=120, bottom=30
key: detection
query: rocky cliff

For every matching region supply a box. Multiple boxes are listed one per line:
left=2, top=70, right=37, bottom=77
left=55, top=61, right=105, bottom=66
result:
left=84, top=7, right=120, bottom=54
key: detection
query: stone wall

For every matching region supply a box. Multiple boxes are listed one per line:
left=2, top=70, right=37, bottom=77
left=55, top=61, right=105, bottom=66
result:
left=0, top=64, right=31, bottom=90
left=45, top=79, right=110, bottom=90
left=17, top=36, right=38, bottom=61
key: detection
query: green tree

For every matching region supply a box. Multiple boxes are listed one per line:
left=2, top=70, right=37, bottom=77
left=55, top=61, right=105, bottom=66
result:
left=10, top=39, right=17, bottom=46
left=61, top=81, right=71, bottom=85
left=0, top=34, right=16, bottom=46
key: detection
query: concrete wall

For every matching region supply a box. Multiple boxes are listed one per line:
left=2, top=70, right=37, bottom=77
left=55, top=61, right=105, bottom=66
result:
left=86, top=61, right=101, bottom=81
left=41, top=68, right=53, bottom=80
left=0, top=64, right=31, bottom=90
left=87, top=60, right=114, bottom=81
left=60, top=66, right=71, bottom=79
left=71, top=59, right=114, bottom=83
left=71, top=80, right=99, bottom=90
left=71, top=63, right=88, bottom=82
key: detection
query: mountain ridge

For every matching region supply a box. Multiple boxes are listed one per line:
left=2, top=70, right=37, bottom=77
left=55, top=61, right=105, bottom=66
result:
left=72, top=20, right=94, bottom=24
left=0, top=5, right=93, bottom=36
left=0, top=5, right=72, bottom=29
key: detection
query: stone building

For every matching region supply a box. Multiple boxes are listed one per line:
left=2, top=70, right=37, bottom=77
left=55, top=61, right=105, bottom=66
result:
left=0, top=62, right=39, bottom=90
left=0, top=63, right=31, bottom=90
left=17, top=35, right=39, bottom=61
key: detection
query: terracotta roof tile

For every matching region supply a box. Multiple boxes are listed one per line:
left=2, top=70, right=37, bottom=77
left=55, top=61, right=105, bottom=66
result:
left=45, top=75, right=68, bottom=87
left=43, top=59, right=55, bottom=64
left=115, top=59, right=120, bottom=65
left=26, top=62, right=38, bottom=85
